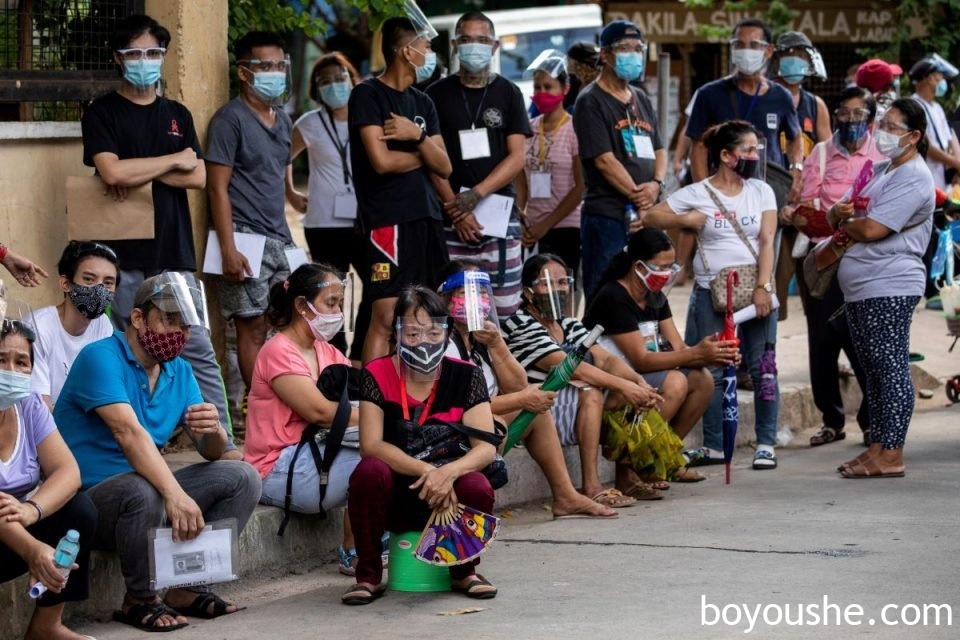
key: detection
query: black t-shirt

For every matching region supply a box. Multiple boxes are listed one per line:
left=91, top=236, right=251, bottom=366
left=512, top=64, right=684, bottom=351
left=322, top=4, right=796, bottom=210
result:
left=81, top=92, right=202, bottom=271
left=348, top=78, right=442, bottom=229
left=574, top=82, right=662, bottom=220
left=582, top=280, right=672, bottom=335
left=425, top=74, right=531, bottom=198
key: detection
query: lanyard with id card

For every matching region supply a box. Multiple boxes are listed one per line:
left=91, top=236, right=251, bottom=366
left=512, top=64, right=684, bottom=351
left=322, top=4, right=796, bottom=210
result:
left=318, top=108, right=357, bottom=219
left=458, top=84, right=492, bottom=160
left=530, top=112, right=569, bottom=199
left=626, top=93, right=656, bottom=160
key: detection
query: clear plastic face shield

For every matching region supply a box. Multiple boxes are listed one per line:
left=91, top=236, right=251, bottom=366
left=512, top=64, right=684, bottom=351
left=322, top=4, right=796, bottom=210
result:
left=439, top=270, right=498, bottom=332
left=404, top=0, right=438, bottom=41
left=636, top=260, right=683, bottom=297
left=528, top=266, right=574, bottom=321
left=523, top=49, right=567, bottom=80
left=776, top=46, right=827, bottom=83
left=140, top=272, right=209, bottom=333
left=395, top=315, right=449, bottom=378
left=239, top=54, right=292, bottom=107
left=929, top=53, right=959, bottom=80
left=725, top=138, right=766, bottom=181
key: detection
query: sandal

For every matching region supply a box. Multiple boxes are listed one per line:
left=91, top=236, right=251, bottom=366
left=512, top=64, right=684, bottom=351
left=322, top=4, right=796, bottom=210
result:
left=638, top=476, right=670, bottom=490
left=810, top=427, right=846, bottom=447
left=671, top=466, right=706, bottom=483
left=840, top=458, right=905, bottom=479
left=590, top=488, right=638, bottom=508
left=113, top=601, right=189, bottom=633
left=620, top=482, right=664, bottom=501
left=341, top=583, right=385, bottom=606
left=166, top=592, right=244, bottom=619
left=451, top=574, right=498, bottom=600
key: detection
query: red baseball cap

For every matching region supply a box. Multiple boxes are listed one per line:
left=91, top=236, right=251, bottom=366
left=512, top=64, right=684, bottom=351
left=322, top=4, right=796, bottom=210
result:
left=855, top=59, right=904, bottom=93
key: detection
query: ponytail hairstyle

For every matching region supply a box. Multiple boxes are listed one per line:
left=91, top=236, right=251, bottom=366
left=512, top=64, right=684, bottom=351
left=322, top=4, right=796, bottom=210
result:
left=703, top=119, right=763, bottom=169
left=590, top=228, right=673, bottom=303
left=266, top=262, right=344, bottom=329
left=888, top=97, right=929, bottom=158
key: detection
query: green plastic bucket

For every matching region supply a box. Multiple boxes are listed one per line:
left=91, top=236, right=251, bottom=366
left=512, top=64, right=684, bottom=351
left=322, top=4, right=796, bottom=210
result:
left=387, top=531, right=451, bottom=592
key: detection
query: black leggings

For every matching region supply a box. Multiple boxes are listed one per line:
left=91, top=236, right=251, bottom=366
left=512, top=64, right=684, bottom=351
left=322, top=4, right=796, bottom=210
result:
left=0, top=492, right=97, bottom=606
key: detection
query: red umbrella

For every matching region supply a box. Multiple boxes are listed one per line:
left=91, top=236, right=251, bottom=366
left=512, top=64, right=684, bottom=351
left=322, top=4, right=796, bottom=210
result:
left=721, top=271, right=741, bottom=484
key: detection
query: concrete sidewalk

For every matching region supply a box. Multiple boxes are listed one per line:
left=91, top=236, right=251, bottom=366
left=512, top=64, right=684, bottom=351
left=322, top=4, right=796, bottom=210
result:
left=79, top=403, right=960, bottom=640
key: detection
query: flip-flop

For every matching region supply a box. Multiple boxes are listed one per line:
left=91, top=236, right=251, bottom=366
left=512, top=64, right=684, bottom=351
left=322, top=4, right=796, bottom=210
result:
left=671, top=467, right=706, bottom=483
left=166, top=592, right=244, bottom=619
left=112, top=601, right=189, bottom=633
left=590, top=488, right=638, bottom=507
left=621, top=482, right=664, bottom=501
left=451, top=574, right=498, bottom=600
left=341, top=583, right=386, bottom=606
left=841, top=459, right=905, bottom=479
left=553, top=504, right=619, bottom=520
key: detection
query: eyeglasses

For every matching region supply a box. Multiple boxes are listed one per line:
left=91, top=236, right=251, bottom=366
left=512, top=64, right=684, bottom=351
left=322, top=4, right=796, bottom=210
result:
left=834, top=108, right=871, bottom=123
left=239, top=58, right=290, bottom=73
left=730, top=39, right=769, bottom=51
left=611, top=41, right=647, bottom=55
left=116, top=47, right=166, bottom=61
left=455, top=35, right=495, bottom=46
left=876, top=119, right=910, bottom=133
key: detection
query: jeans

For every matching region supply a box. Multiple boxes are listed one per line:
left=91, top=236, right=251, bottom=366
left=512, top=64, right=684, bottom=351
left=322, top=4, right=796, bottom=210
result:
left=580, top=213, right=626, bottom=299
left=260, top=439, right=361, bottom=513
left=113, top=269, right=235, bottom=440
left=685, top=286, right=779, bottom=448
left=85, top=461, right=261, bottom=598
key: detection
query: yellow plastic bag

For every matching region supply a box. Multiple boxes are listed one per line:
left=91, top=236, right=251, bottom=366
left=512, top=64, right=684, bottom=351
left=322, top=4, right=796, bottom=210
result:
left=602, top=406, right=686, bottom=481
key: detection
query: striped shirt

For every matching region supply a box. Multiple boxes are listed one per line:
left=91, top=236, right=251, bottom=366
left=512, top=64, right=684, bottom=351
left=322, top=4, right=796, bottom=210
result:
left=524, top=115, right=582, bottom=229
left=502, top=307, right=589, bottom=383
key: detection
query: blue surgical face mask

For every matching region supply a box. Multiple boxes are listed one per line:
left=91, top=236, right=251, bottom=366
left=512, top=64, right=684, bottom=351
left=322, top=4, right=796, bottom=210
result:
left=411, top=48, right=437, bottom=84
left=614, top=51, right=644, bottom=82
left=458, top=42, right=493, bottom=73
left=319, top=81, right=352, bottom=109
left=779, top=56, right=809, bottom=85
left=936, top=77, right=948, bottom=98
left=123, top=59, right=162, bottom=89
left=836, top=120, right=870, bottom=148
left=251, top=71, right=287, bottom=102
left=0, top=370, right=31, bottom=410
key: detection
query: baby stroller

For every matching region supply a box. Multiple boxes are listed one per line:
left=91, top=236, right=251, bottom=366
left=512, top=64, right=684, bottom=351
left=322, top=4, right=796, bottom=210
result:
left=932, top=195, right=960, bottom=402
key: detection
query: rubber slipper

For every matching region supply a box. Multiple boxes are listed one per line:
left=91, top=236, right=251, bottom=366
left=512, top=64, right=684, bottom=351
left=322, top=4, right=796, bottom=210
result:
left=553, top=504, right=619, bottom=520
left=341, top=583, right=385, bottom=606
left=810, top=427, right=846, bottom=447
left=166, top=592, right=244, bottom=619
left=591, top=488, right=639, bottom=507
left=671, top=467, right=706, bottom=483
left=840, top=459, right=905, bottom=478
left=621, top=482, right=664, bottom=501
left=113, top=601, right=189, bottom=633
left=451, top=574, right=498, bottom=600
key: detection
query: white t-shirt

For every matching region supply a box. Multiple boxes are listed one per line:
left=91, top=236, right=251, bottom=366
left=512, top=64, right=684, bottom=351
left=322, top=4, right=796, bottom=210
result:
left=665, top=178, right=777, bottom=288
left=293, top=108, right=355, bottom=229
left=30, top=305, right=114, bottom=406
left=911, top=94, right=957, bottom=190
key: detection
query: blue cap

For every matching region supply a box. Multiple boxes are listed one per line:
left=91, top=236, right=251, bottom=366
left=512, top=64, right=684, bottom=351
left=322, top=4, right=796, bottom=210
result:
left=599, top=20, right=644, bottom=48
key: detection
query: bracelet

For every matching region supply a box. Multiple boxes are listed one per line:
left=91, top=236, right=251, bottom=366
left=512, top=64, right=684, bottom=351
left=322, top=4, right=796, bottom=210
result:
left=416, top=128, right=427, bottom=144
left=24, top=499, right=43, bottom=521
left=0, top=242, right=7, bottom=263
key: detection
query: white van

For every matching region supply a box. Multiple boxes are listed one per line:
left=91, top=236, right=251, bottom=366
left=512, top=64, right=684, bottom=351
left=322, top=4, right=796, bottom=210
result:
left=429, top=4, right=603, bottom=101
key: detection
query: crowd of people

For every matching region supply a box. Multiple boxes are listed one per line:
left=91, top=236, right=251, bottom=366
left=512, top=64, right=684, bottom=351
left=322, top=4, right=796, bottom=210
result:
left=0, top=6, right=948, bottom=635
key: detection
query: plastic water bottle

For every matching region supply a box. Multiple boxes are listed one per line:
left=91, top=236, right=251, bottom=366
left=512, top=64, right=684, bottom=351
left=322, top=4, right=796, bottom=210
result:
left=624, top=204, right=639, bottom=235
left=29, top=529, right=79, bottom=599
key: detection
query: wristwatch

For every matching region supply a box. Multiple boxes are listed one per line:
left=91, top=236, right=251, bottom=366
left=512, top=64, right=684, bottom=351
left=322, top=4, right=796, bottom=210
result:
left=652, top=178, right=665, bottom=189
left=416, top=128, right=427, bottom=144
left=756, top=281, right=773, bottom=293
left=789, top=162, right=804, bottom=172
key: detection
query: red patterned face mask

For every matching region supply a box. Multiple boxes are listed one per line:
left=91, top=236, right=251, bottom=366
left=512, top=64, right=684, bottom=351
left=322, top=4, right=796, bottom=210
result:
left=138, top=326, right=187, bottom=362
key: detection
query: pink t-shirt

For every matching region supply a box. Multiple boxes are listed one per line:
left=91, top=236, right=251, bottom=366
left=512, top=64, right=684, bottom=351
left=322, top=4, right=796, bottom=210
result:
left=801, top=135, right=885, bottom=216
left=244, top=332, right=351, bottom=477
left=524, top=114, right=582, bottom=229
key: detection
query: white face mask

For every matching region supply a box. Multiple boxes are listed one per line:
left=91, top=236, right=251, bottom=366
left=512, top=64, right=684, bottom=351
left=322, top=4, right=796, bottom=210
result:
left=306, top=302, right=344, bottom=342
left=731, top=49, right=766, bottom=75
left=874, top=129, right=909, bottom=159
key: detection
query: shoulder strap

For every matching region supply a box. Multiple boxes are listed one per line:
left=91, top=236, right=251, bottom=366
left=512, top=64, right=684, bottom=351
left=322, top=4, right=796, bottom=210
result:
left=702, top=183, right=761, bottom=264
left=442, top=420, right=503, bottom=447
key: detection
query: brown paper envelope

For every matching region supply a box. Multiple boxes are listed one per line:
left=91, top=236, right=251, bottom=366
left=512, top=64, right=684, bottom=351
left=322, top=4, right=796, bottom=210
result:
left=66, top=176, right=155, bottom=241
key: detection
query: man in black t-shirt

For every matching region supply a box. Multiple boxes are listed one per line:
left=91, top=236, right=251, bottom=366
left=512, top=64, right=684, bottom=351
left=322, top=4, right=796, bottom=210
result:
left=348, top=17, right=453, bottom=362
left=426, top=11, right=531, bottom=318
left=573, top=20, right=666, bottom=298
left=81, top=14, right=237, bottom=457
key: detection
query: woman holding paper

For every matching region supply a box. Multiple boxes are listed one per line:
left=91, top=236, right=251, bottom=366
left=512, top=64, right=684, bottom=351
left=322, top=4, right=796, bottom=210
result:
left=644, top=120, right=780, bottom=470
left=583, top=228, right=740, bottom=484
left=831, top=99, right=935, bottom=478
left=787, top=86, right=882, bottom=448
left=0, top=319, right=98, bottom=640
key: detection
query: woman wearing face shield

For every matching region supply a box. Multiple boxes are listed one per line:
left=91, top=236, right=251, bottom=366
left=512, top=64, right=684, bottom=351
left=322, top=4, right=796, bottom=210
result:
left=436, top=261, right=616, bottom=519
left=0, top=319, right=99, bottom=640
left=503, top=254, right=663, bottom=504
left=244, top=264, right=364, bottom=574
left=783, top=87, right=883, bottom=448
left=583, top=228, right=741, bottom=485
left=345, top=286, right=499, bottom=605
left=645, top=120, right=780, bottom=470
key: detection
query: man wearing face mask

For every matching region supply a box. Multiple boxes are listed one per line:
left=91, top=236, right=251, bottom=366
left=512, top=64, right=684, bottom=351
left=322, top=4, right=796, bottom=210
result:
left=30, top=242, right=120, bottom=409
left=349, top=17, right=452, bottom=364
left=426, top=11, right=532, bottom=319
left=909, top=58, right=960, bottom=190
left=54, top=273, right=261, bottom=632
left=573, top=19, right=666, bottom=299
left=207, top=30, right=298, bottom=403
left=773, top=32, right=831, bottom=158
left=81, top=15, right=238, bottom=457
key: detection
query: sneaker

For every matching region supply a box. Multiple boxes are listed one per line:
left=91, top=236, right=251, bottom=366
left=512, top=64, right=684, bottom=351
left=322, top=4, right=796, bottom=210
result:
left=337, top=545, right=358, bottom=576
left=684, top=447, right=725, bottom=467
left=752, top=448, right=778, bottom=470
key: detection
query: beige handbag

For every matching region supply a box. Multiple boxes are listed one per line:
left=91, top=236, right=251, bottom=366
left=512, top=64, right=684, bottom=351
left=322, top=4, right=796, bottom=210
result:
left=699, top=184, right=760, bottom=313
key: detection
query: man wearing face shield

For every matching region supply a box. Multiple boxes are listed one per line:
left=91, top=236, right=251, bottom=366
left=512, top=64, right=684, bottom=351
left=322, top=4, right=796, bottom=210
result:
left=426, top=11, right=532, bottom=319
left=54, top=273, right=261, bottom=631
left=81, top=15, right=237, bottom=456
left=573, top=19, right=666, bottom=299
left=207, top=31, right=298, bottom=401
left=772, top=32, right=831, bottom=157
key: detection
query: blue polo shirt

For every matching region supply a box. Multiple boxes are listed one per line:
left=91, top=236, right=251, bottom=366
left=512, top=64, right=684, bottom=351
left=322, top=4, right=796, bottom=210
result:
left=55, top=331, right=203, bottom=489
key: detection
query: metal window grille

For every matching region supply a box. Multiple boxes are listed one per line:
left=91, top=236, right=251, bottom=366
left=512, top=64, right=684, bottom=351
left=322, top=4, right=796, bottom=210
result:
left=0, top=0, right=143, bottom=122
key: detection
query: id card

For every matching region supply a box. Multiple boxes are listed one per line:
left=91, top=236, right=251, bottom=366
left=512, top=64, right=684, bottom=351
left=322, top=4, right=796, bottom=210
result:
left=633, top=134, right=655, bottom=160
left=333, top=192, right=358, bottom=220
left=459, top=127, right=491, bottom=160
left=530, top=171, right=552, bottom=199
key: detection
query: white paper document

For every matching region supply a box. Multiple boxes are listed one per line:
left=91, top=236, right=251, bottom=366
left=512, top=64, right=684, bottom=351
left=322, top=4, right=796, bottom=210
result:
left=463, top=189, right=514, bottom=240
left=284, top=247, right=309, bottom=272
left=202, top=230, right=265, bottom=279
left=733, top=294, right=781, bottom=325
left=150, top=524, right=237, bottom=590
